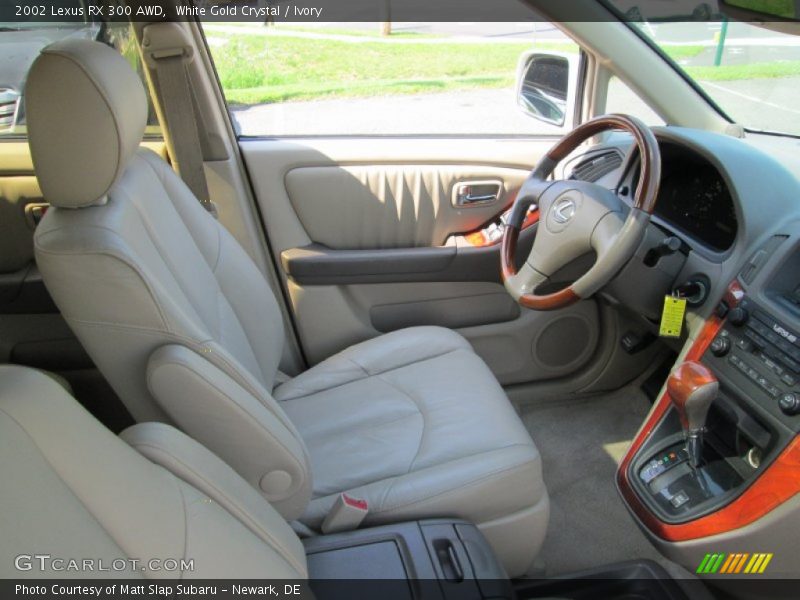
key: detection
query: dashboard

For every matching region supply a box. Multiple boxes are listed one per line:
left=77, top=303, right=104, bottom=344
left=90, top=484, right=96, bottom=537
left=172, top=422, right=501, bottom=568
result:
left=561, top=126, right=800, bottom=323
left=652, top=143, right=738, bottom=253
left=565, top=124, right=800, bottom=575
left=568, top=134, right=744, bottom=256
left=621, top=141, right=739, bottom=253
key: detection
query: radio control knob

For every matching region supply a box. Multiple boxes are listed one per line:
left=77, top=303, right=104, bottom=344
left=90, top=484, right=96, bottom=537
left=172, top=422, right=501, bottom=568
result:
left=779, top=393, right=800, bottom=416
left=710, top=337, right=731, bottom=357
left=728, top=307, right=750, bottom=327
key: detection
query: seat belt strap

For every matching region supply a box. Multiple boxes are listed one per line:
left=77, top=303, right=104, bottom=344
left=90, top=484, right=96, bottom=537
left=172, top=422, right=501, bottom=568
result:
left=154, top=54, right=212, bottom=210
left=149, top=50, right=215, bottom=215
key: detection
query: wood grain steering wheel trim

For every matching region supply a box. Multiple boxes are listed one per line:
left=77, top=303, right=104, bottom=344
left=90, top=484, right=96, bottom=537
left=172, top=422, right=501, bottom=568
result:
left=501, top=226, right=579, bottom=310
left=501, top=114, right=660, bottom=311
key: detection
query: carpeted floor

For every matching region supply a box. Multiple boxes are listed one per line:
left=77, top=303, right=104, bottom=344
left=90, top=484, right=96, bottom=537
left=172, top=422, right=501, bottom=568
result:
left=520, top=386, right=667, bottom=576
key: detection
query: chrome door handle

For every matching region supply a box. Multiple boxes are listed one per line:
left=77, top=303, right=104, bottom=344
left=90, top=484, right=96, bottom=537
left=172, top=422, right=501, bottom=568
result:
left=463, top=193, right=497, bottom=203
left=453, top=181, right=502, bottom=207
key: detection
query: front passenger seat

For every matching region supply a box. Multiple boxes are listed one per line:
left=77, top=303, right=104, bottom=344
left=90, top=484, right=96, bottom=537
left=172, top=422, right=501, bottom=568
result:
left=0, top=365, right=306, bottom=579
left=27, top=39, right=548, bottom=576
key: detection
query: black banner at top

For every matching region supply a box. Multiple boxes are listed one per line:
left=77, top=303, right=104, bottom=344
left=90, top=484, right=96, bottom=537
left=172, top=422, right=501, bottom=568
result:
left=1, top=0, right=796, bottom=24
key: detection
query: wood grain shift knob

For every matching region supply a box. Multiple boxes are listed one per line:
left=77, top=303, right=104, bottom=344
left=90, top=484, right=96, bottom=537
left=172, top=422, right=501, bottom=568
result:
left=667, top=361, right=719, bottom=432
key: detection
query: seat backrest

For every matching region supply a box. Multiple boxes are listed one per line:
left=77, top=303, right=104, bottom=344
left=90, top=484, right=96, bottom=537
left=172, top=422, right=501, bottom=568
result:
left=0, top=365, right=307, bottom=579
left=27, top=40, right=312, bottom=519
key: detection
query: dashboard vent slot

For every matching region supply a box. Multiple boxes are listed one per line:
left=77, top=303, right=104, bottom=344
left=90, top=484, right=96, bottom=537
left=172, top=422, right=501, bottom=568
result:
left=0, top=88, right=20, bottom=133
left=570, top=150, right=623, bottom=182
left=740, top=235, right=788, bottom=284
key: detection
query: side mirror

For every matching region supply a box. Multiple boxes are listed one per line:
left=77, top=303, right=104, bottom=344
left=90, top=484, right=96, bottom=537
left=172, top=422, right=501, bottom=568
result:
left=515, top=52, right=579, bottom=128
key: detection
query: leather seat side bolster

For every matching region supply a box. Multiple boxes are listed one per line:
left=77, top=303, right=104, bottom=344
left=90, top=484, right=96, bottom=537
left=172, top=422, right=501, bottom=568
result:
left=121, top=422, right=308, bottom=577
left=146, top=345, right=312, bottom=520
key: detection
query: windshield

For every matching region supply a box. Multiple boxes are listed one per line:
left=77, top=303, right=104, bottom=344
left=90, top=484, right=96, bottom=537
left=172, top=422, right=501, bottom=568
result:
left=609, top=3, right=799, bottom=136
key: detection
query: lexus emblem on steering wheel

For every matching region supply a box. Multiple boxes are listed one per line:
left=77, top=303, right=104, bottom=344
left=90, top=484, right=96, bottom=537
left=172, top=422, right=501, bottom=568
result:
left=553, top=197, right=577, bottom=224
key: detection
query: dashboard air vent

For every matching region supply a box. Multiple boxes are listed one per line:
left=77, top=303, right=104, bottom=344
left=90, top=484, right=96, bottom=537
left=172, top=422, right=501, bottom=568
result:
left=570, top=150, right=623, bottom=182
left=0, top=88, right=20, bottom=132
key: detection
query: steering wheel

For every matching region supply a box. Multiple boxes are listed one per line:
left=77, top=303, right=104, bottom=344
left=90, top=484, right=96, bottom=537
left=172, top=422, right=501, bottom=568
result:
left=502, top=114, right=661, bottom=310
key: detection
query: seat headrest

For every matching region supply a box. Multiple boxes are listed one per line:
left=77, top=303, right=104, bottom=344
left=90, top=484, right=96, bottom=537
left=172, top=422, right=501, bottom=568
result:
left=26, top=39, right=147, bottom=209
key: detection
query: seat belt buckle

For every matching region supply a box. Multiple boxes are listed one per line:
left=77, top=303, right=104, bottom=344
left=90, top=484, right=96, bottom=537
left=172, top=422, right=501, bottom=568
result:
left=321, top=493, right=368, bottom=534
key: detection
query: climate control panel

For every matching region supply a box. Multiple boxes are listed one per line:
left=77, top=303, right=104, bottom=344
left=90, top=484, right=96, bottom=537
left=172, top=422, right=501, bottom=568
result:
left=705, top=298, right=800, bottom=425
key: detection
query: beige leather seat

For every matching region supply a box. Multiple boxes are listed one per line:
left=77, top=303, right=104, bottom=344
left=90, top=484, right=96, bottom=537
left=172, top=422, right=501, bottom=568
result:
left=0, top=365, right=307, bottom=579
left=27, top=40, right=548, bottom=575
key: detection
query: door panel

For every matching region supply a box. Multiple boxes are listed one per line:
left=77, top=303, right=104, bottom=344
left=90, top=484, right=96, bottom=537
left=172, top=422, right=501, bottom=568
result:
left=285, top=164, right=525, bottom=249
left=0, top=174, right=58, bottom=315
left=0, top=141, right=164, bottom=370
left=368, top=290, right=519, bottom=333
left=243, top=137, right=604, bottom=386
left=241, top=137, right=559, bottom=251
left=0, top=176, right=39, bottom=274
left=0, top=143, right=93, bottom=372
left=279, top=224, right=536, bottom=285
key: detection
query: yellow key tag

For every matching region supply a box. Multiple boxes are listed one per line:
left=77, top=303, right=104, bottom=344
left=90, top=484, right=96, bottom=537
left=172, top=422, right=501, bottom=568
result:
left=659, top=295, right=687, bottom=338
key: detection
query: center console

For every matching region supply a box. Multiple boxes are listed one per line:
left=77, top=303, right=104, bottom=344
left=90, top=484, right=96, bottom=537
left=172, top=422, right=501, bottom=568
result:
left=304, top=519, right=513, bottom=600
left=304, top=520, right=694, bottom=600
left=709, top=298, right=800, bottom=424
left=618, top=238, right=800, bottom=577
left=625, top=292, right=800, bottom=525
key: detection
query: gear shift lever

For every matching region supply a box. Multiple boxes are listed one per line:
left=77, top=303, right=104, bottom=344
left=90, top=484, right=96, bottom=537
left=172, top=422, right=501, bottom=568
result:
left=667, top=361, right=719, bottom=469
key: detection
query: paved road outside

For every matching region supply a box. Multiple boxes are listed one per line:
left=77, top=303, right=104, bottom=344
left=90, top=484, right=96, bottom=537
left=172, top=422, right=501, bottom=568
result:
left=231, top=80, right=660, bottom=136
left=232, top=87, right=561, bottom=136
left=702, top=76, right=800, bottom=130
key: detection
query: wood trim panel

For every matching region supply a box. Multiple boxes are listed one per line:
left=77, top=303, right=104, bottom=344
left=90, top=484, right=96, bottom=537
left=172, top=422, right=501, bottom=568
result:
left=667, top=362, right=718, bottom=429
left=463, top=208, right=540, bottom=248
left=617, top=281, right=800, bottom=541
left=517, top=282, right=580, bottom=311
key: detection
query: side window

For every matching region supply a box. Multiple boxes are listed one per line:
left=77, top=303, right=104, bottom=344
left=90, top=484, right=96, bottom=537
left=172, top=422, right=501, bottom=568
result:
left=205, top=22, right=580, bottom=136
left=0, top=20, right=159, bottom=138
left=606, top=76, right=665, bottom=126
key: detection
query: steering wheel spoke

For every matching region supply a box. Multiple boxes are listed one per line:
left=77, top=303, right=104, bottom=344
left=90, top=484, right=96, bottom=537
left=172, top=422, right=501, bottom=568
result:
left=590, top=211, right=625, bottom=258
left=506, top=174, right=552, bottom=229
left=505, top=261, right=550, bottom=301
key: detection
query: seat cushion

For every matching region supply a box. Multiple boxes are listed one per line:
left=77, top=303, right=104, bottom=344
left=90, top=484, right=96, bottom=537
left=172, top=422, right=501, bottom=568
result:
left=275, top=326, right=547, bottom=530
left=0, top=365, right=307, bottom=579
